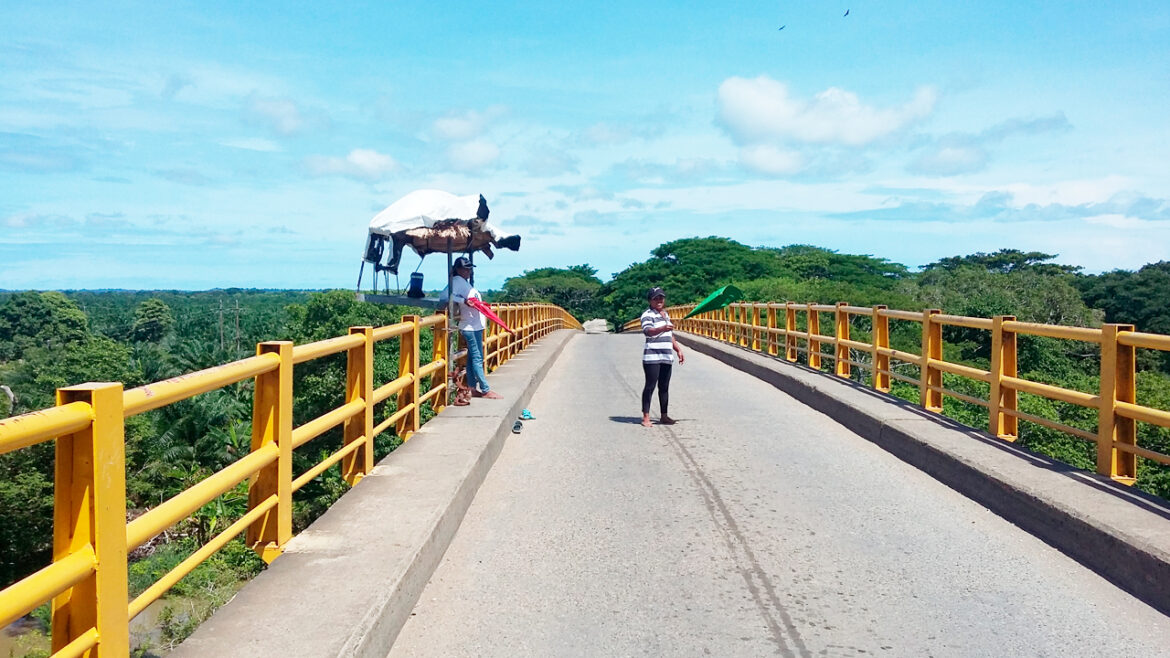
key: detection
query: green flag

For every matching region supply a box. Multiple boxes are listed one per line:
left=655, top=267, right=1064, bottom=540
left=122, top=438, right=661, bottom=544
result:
left=682, top=285, right=744, bottom=319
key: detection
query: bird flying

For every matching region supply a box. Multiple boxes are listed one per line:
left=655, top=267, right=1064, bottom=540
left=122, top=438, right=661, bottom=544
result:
left=778, top=25, right=786, bottom=30
left=844, top=9, right=850, bottom=16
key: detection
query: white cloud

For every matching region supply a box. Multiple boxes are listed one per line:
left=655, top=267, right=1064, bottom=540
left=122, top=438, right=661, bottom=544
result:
left=448, top=140, right=500, bottom=171
left=523, top=146, right=579, bottom=176
left=907, top=113, right=1069, bottom=177
left=718, top=76, right=937, bottom=147
left=908, top=145, right=989, bottom=176
left=1002, top=176, right=1133, bottom=207
left=582, top=122, right=634, bottom=145
left=1083, top=213, right=1151, bottom=229
left=739, top=145, right=803, bottom=176
left=220, top=137, right=281, bottom=152
left=246, top=97, right=305, bottom=135
left=432, top=106, right=508, bottom=141
left=304, top=148, right=399, bottom=181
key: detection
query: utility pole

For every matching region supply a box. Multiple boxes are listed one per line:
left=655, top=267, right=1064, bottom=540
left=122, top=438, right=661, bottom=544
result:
left=217, top=300, right=225, bottom=352
left=232, top=300, right=245, bottom=353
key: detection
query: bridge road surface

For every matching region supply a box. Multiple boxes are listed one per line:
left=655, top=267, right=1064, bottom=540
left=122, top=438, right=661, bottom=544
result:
left=389, top=333, right=1170, bottom=657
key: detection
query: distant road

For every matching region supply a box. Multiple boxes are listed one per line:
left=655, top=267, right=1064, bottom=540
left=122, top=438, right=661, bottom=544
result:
left=389, top=333, right=1170, bottom=657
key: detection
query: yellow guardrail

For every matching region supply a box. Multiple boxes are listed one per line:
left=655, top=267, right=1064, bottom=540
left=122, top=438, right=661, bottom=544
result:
left=0, top=302, right=579, bottom=656
left=625, top=301, right=1170, bottom=485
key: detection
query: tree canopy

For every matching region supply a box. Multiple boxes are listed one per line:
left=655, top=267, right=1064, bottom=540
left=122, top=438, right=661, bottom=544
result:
left=922, top=248, right=1081, bottom=275
left=0, top=291, right=90, bottom=360
left=132, top=298, right=176, bottom=342
left=493, top=264, right=604, bottom=321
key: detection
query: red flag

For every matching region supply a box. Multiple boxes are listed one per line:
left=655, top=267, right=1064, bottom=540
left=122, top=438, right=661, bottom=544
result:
left=467, top=297, right=514, bottom=333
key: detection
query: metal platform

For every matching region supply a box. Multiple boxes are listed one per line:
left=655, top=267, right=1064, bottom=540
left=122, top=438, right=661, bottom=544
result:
left=355, top=293, right=442, bottom=310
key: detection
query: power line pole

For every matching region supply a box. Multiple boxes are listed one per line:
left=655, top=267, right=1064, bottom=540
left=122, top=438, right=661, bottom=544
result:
left=217, top=300, right=225, bottom=352
left=232, top=300, right=245, bottom=353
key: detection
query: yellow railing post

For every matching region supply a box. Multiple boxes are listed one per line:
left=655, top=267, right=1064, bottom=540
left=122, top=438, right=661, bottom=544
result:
left=521, top=305, right=528, bottom=349
left=430, top=314, right=448, bottom=414
left=785, top=303, right=798, bottom=362
left=1099, top=323, right=1137, bottom=483
left=502, top=306, right=512, bottom=361
left=989, top=316, right=1018, bottom=441
left=515, top=305, right=523, bottom=351
left=248, top=341, right=292, bottom=563
left=921, top=309, right=943, bottom=411
left=835, top=302, right=851, bottom=378
left=494, top=307, right=505, bottom=367
left=518, top=306, right=526, bottom=349
left=872, top=306, right=890, bottom=392
left=397, top=315, right=421, bottom=440
left=751, top=304, right=761, bottom=351
left=506, top=305, right=515, bottom=359
left=767, top=304, right=778, bottom=356
left=342, top=327, right=374, bottom=485
left=720, top=307, right=729, bottom=341
left=52, top=382, right=128, bottom=657
left=739, top=304, right=749, bottom=347
left=807, top=304, right=821, bottom=369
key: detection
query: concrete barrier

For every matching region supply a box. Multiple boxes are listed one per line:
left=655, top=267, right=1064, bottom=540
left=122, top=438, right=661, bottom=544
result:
left=676, top=332, right=1170, bottom=617
left=173, top=329, right=578, bottom=658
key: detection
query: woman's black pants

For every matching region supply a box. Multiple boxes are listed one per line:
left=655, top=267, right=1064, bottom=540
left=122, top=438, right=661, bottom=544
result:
left=642, top=362, right=672, bottom=415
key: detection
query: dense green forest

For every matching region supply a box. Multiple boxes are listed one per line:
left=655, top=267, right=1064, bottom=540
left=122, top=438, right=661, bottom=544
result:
left=3, top=238, right=1170, bottom=654
left=0, top=289, right=433, bottom=654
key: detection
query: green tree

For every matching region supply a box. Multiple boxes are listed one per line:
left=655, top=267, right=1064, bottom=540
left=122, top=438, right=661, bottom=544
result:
left=769, top=244, right=910, bottom=287
left=922, top=248, right=1081, bottom=276
left=495, top=264, right=603, bottom=320
left=0, top=291, right=90, bottom=360
left=601, top=237, right=788, bottom=324
left=132, top=298, right=176, bottom=343
left=1078, top=261, right=1170, bottom=335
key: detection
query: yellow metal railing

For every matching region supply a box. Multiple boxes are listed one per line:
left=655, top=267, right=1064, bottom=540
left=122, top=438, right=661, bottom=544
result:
left=484, top=303, right=582, bottom=370
left=0, top=302, right=579, bottom=657
left=626, top=301, right=1170, bottom=484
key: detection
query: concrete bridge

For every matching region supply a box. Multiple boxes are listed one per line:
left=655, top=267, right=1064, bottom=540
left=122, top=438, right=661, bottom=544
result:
left=174, top=329, right=1170, bottom=657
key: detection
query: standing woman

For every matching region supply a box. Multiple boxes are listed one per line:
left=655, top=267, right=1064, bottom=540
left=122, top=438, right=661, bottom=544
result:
left=640, top=287, right=684, bottom=427
left=451, top=256, right=503, bottom=399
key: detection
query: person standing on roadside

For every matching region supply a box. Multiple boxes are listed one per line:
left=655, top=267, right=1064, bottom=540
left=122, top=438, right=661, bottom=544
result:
left=640, top=287, right=684, bottom=427
left=451, top=256, right=503, bottom=399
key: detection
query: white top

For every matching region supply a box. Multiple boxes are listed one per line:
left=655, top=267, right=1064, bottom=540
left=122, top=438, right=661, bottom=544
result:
left=451, top=275, right=486, bottom=332
left=362, top=189, right=519, bottom=262
left=368, top=190, right=482, bottom=235
left=640, top=308, right=674, bottom=364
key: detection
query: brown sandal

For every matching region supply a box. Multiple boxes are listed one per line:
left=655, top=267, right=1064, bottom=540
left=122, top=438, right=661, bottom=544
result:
left=452, top=368, right=472, bottom=406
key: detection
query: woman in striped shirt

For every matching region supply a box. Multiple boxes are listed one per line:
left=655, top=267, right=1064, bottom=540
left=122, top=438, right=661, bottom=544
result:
left=640, top=287, right=685, bottom=428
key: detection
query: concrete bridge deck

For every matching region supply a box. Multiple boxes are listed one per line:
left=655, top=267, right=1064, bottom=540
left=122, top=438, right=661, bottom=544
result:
left=389, top=333, right=1170, bottom=656
left=175, top=330, right=1170, bottom=657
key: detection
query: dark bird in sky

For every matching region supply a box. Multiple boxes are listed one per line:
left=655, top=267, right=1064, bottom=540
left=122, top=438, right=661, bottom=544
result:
left=778, top=25, right=786, bottom=30
left=844, top=9, right=850, bottom=16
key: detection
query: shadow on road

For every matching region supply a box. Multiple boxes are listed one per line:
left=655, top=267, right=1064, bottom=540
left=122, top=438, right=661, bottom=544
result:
left=609, top=416, right=645, bottom=424
left=609, top=415, right=689, bottom=425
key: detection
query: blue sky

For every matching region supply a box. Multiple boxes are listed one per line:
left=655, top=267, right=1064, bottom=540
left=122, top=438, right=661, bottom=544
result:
left=2, top=1, right=1168, bottom=290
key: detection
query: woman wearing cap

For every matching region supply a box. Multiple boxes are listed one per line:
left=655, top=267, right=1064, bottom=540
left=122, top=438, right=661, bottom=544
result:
left=640, top=287, right=684, bottom=427
left=451, top=256, right=502, bottom=399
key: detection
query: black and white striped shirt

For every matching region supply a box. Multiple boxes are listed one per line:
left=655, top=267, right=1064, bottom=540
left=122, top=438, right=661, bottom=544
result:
left=640, top=308, right=674, bottom=364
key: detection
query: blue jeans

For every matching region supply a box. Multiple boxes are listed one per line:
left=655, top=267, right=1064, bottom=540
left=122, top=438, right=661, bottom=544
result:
left=461, top=329, right=489, bottom=393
